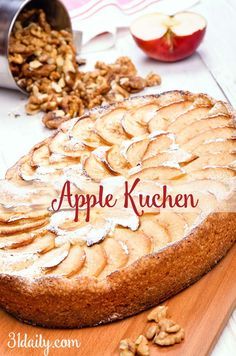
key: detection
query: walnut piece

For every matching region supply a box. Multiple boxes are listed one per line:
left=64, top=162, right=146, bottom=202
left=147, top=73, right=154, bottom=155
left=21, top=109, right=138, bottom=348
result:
left=145, top=72, right=162, bottom=86
left=147, top=305, right=168, bottom=322
left=119, top=305, right=185, bottom=353
left=9, top=9, right=162, bottom=130
left=135, top=335, right=149, bottom=356
left=159, top=318, right=181, bottom=333
left=119, top=338, right=136, bottom=356
left=154, top=329, right=185, bottom=346
left=145, top=325, right=160, bottom=340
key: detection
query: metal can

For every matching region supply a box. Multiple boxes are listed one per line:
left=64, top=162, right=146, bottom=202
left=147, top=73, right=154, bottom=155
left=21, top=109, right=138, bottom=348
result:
left=0, top=0, right=72, bottom=92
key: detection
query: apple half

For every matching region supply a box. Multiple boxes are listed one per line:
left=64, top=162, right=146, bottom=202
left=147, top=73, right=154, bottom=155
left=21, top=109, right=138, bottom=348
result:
left=130, top=12, right=207, bottom=62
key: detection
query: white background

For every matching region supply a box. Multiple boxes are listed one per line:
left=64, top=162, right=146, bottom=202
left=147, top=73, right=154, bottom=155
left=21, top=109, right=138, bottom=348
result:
left=0, top=0, right=235, bottom=354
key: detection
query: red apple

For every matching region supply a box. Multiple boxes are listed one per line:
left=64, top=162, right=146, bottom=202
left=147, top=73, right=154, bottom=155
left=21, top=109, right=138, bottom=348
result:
left=130, top=12, right=207, bottom=62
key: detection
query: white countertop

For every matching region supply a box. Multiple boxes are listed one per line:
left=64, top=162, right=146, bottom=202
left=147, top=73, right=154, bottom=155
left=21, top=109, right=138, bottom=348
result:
left=0, top=0, right=235, bottom=354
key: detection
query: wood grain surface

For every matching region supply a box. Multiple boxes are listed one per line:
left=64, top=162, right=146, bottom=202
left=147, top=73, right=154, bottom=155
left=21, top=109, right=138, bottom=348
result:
left=0, top=244, right=235, bottom=356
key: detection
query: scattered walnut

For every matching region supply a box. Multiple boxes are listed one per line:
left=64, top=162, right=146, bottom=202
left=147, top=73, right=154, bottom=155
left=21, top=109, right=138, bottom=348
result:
left=42, top=111, right=71, bottom=130
left=119, top=338, right=136, bottom=356
left=145, top=325, right=160, bottom=340
left=145, top=72, right=162, bottom=87
left=135, top=335, right=149, bottom=356
left=119, top=305, right=184, bottom=354
left=119, top=76, right=146, bottom=93
left=159, top=318, right=181, bottom=333
left=147, top=305, right=168, bottom=322
left=154, top=328, right=185, bottom=346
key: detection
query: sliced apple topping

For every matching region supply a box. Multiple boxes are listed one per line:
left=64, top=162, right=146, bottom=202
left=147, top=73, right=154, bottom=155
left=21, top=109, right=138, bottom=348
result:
left=0, top=217, right=48, bottom=236
left=155, top=212, right=187, bottom=242
left=83, top=153, right=114, bottom=181
left=122, top=104, right=159, bottom=137
left=143, top=134, right=175, bottom=160
left=170, top=179, right=232, bottom=202
left=142, top=150, right=195, bottom=169
left=99, top=238, right=129, bottom=278
left=0, top=206, right=50, bottom=223
left=167, top=106, right=213, bottom=134
left=185, top=167, right=236, bottom=181
left=106, top=145, right=130, bottom=175
left=177, top=115, right=234, bottom=145
left=79, top=245, right=107, bottom=277
left=47, top=245, right=85, bottom=277
left=114, top=228, right=152, bottom=265
left=4, top=232, right=55, bottom=256
left=30, top=143, right=50, bottom=167
left=49, top=131, right=88, bottom=157
left=140, top=214, right=170, bottom=250
left=95, top=108, right=128, bottom=144
left=182, top=128, right=236, bottom=152
left=194, top=139, right=236, bottom=155
left=148, top=100, right=192, bottom=132
left=25, top=243, right=70, bottom=275
left=131, top=166, right=185, bottom=180
left=19, top=160, right=63, bottom=183
left=125, top=137, right=150, bottom=166
left=71, top=116, right=105, bottom=148
left=0, top=232, right=36, bottom=250
left=0, top=251, right=37, bottom=273
left=184, top=153, right=236, bottom=172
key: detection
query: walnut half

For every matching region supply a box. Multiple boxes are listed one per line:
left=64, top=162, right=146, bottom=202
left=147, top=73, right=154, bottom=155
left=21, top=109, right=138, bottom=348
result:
left=154, top=329, right=185, bottom=346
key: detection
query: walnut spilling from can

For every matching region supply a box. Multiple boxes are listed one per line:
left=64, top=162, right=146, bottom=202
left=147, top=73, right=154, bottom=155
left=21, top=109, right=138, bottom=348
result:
left=9, top=9, right=162, bottom=129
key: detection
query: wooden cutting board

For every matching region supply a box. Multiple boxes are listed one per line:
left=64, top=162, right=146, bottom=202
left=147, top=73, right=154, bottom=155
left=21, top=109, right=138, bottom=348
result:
left=0, top=244, right=235, bottom=356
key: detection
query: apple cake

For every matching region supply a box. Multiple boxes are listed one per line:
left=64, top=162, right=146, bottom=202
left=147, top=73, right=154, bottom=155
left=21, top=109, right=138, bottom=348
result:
left=0, top=90, right=235, bottom=328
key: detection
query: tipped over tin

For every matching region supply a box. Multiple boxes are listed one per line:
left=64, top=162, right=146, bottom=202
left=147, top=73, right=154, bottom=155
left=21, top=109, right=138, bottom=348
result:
left=0, top=0, right=72, bottom=93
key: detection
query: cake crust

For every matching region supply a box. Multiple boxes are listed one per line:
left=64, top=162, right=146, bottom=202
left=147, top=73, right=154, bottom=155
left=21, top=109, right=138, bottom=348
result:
left=0, top=212, right=235, bottom=328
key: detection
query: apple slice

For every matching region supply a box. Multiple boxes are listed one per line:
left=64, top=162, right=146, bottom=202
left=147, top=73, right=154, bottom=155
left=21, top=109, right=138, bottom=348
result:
left=148, top=100, right=192, bottom=132
left=184, top=153, right=236, bottom=172
left=95, top=108, right=128, bottom=144
left=83, top=153, right=114, bottom=181
left=126, top=138, right=150, bottom=166
left=99, top=238, right=129, bottom=278
left=79, top=245, right=107, bottom=277
left=29, top=243, right=70, bottom=273
left=177, top=115, right=234, bottom=145
left=130, top=12, right=207, bottom=62
left=71, top=117, right=105, bottom=148
left=131, top=166, right=184, bottom=180
left=122, top=104, right=159, bottom=137
left=167, top=106, right=213, bottom=134
left=48, top=245, right=85, bottom=277
left=49, top=131, right=88, bottom=158
left=0, top=252, right=36, bottom=273
left=30, top=143, right=50, bottom=167
left=8, top=232, right=55, bottom=254
left=170, top=179, right=232, bottom=203
left=114, top=228, right=152, bottom=265
left=106, top=145, right=130, bottom=175
left=184, top=167, right=236, bottom=181
left=0, top=233, right=36, bottom=249
left=0, top=207, right=50, bottom=223
left=0, top=217, right=48, bottom=236
left=142, top=150, right=195, bottom=169
left=155, top=212, right=187, bottom=242
left=182, top=128, right=236, bottom=152
left=143, top=134, right=174, bottom=160
left=194, top=139, right=236, bottom=155
left=140, top=214, right=170, bottom=251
